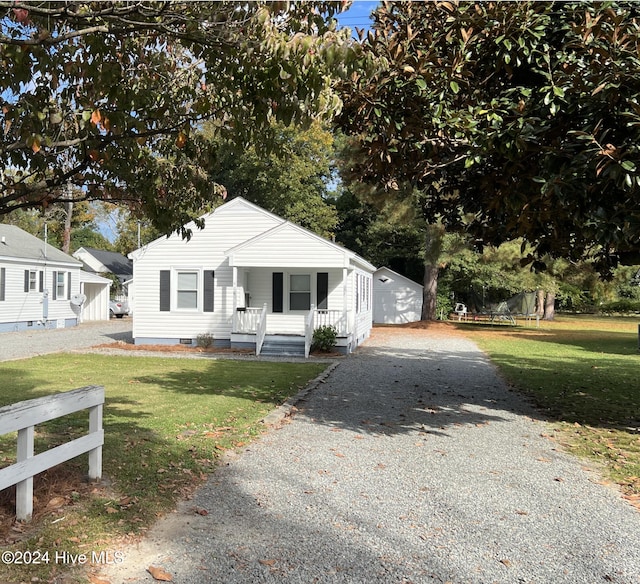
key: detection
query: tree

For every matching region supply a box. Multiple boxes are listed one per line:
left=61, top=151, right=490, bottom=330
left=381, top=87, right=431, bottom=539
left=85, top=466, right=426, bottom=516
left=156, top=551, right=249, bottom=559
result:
left=1, top=198, right=98, bottom=250
left=336, top=1, right=640, bottom=276
left=206, top=121, right=339, bottom=238
left=0, top=1, right=356, bottom=237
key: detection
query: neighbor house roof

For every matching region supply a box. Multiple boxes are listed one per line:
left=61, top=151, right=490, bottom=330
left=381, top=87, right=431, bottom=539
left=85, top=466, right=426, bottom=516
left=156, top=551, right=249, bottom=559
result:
left=74, top=247, right=132, bottom=277
left=0, top=224, right=81, bottom=266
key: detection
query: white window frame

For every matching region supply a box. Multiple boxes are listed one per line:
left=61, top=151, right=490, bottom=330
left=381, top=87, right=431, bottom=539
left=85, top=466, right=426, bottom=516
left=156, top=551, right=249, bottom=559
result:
left=175, top=269, right=200, bottom=311
left=56, top=271, right=66, bottom=299
left=28, top=270, right=37, bottom=292
left=289, top=273, right=311, bottom=311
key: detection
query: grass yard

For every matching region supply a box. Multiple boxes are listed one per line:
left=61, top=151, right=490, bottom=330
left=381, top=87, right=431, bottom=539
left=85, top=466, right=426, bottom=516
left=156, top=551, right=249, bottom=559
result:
left=458, top=315, right=640, bottom=503
left=0, top=353, right=327, bottom=582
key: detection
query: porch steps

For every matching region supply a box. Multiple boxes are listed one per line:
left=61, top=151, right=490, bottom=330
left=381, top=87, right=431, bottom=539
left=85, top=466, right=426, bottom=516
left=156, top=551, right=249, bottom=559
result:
left=260, top=335, right=305, bottom=357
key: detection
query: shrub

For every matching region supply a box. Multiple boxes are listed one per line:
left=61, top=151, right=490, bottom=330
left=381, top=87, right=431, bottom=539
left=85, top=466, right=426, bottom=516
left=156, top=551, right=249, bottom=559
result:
left=312, top=325, right=338, bottom=352
left=196, top=333, right=214, bottom=348
left=599, top=300, right=640, bottom=314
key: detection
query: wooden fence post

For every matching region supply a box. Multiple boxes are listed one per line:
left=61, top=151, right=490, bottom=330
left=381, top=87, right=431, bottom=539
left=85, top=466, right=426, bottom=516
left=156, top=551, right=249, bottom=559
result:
left=16, top=426, right=35, bottom=521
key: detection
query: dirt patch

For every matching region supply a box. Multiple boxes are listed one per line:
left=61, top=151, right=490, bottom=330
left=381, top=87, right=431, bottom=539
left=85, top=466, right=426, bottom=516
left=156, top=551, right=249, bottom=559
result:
left=370, top=321, right=468, bottom=341
left=93, top=341, right=254, bottom=355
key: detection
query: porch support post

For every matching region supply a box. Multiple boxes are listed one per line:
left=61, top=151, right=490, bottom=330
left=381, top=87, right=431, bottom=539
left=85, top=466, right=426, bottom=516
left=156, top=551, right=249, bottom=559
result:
left=232, top=266, right=238, bottom=313
left=342, top=267, right=348, bottom=335
left=232, top=266, right=238, bottom=331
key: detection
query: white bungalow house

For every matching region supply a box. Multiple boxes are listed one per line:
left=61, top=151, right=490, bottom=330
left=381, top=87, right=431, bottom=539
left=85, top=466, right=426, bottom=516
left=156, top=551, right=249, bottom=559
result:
left=373, top=267, right=424, bottom=324
left=0, top=224, right=110, bottom=332
left=129, top=197, right=376, bottom=356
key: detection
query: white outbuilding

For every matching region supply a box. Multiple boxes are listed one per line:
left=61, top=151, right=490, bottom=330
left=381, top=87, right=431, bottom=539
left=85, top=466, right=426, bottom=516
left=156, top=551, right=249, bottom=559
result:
left=373, top=267, right=423, bottom=324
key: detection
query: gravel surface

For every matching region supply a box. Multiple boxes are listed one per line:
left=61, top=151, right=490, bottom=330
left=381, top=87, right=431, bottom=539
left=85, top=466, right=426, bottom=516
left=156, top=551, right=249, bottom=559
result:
left=99, top=327, right=640, bottom=584
left=0, top=319, right=133, bottom=362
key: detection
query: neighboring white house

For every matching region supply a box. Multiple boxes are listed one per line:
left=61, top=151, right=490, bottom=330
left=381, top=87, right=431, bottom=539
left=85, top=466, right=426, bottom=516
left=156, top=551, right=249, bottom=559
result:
left=373, top=267, right=424, bottom=324
left=129, top=197, right=376, bottom=356
left=73, top=246, right=132, bottom=294
left=78, top=270, right=112, bottom=322
left=0, top=224, right=89, bottom=332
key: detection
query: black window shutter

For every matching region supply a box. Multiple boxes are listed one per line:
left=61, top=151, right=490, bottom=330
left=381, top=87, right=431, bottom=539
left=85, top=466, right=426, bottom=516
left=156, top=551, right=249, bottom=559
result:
left=203, top=270, right=214, bottom=312
left=24, top=270, right=30, bottom=292
left=317, top=272, right=329, bottom=310
left=1, top=268, right=5, bottom=301
left=39, top=271, right=44, bottom=292
left=272, top=272, right=283, bottom=313
left=67, top=272, right=72, bottom=299
left=52, top=271, right=58, bottom=300
left=159, top=270, right=170, bottom=311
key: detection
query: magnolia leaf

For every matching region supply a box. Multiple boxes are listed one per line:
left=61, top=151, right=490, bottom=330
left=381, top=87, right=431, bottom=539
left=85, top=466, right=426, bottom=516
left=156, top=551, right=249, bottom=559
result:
left=148, top=565, right=173, bottom=581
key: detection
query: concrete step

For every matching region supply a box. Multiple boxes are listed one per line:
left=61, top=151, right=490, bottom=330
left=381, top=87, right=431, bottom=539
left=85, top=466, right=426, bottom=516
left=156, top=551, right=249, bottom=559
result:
left=260, top=335, right=305, bottom=357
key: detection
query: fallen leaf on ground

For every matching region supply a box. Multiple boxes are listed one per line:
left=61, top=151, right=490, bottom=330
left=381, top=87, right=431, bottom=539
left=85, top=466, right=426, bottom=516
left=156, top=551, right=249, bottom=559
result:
left=47, top=496, right=66, bottom=509
left=89, top=574, right=111, bottom=584
left=148, top=565, right=173, bottom=581
left=259, top=559, right=277, bottom=566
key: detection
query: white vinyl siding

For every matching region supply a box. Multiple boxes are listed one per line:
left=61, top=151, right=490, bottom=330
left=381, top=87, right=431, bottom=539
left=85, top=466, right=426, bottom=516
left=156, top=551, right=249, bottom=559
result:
left=0, top=262, right=81, bottom=327
left=130, top=197, right=375, bottom=350
left=131, top=200, right=283, bottom=342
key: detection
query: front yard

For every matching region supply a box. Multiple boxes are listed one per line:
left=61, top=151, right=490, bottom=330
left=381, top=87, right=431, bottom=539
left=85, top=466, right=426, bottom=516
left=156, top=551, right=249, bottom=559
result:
left=460, top=315, right=640, bottom=505
left=0, top=354, right=327, bottom=583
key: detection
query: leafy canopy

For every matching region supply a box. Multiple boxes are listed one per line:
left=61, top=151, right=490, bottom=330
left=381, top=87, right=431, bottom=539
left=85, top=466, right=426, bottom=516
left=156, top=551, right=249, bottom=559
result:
left=0, top=1, right=356, bottom=237
left=336, top=1, right=640, bottom=274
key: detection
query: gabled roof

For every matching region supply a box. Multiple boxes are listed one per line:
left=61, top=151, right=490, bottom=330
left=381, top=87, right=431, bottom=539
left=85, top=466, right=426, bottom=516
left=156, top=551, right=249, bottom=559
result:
left=75, top=247, right=132, bottom=277
left=374, top=267, right=423, bottom=289
left=225, top=214, right=376, bottom=272
left=0, top=224, right=81, bottom=266
left=128, top=196, right=376, bottom=272
left=129, top=196, right=284, bottom=260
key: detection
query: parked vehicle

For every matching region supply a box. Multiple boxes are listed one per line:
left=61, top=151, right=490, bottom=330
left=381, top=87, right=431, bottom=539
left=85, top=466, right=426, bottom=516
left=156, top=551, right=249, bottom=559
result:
left=109, top=300, right=130, bottom=318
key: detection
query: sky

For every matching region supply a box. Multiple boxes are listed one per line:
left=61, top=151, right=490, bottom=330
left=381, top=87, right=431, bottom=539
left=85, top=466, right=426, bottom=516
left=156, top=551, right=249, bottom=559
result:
left=334, top=1, right=378, bottom=35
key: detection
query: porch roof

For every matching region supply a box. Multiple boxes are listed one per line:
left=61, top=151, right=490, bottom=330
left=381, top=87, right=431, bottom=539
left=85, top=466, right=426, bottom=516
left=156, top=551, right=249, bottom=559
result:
left=225, top=221, right=376, bottom=272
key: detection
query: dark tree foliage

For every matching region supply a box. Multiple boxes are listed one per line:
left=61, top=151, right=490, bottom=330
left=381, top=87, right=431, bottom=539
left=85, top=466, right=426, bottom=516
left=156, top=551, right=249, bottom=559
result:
left=0, top=1, right=355, bottom=237
left=336, top=1, right=640, bottom=275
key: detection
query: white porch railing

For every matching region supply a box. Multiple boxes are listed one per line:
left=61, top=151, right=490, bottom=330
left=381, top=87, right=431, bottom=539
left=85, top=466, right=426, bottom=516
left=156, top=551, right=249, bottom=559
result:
left=315, top=309, right=349, bottom=335
left=304, top=305, right=316, bottom=358
left=255, top=304, right=268, bottom=356
left=235, top=308, right=350, bottom=337
left=0, top=386, right=104, bottom=521
left=233, top=307, right=263, bottom=333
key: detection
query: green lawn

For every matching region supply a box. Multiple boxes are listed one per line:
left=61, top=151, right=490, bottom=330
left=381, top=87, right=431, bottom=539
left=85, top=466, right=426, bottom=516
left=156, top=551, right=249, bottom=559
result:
left=459, top=315, right=640, bottom=501
left=0, top=354, right=327, bottom=582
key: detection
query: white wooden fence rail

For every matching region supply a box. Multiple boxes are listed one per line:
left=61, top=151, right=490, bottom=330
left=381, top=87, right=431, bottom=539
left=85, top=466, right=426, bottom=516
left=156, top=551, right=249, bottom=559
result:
left=0, top=385, right=104, bottom=522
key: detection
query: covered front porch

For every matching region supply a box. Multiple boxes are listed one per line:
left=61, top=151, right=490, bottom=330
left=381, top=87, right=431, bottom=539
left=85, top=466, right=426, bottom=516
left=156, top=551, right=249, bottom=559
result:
left=224, top=220, right=374, bottom=357
left=231, top=305, right=353, bottom=357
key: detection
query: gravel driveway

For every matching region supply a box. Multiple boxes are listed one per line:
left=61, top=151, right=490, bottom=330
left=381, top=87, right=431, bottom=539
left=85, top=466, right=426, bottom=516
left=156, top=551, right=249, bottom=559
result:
left=0, top=319, right=132, bottom=362
left=101, top=326, right=640, bottom=584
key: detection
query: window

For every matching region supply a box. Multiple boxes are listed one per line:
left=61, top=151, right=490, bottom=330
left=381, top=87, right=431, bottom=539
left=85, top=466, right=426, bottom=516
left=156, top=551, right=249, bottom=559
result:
left=290, top=274, right=310, bottom=310
left=176, top=271, right=198, bottom=309
left=54, top=271, right=67, bottom=299
left=29, top=270, right=37, bottom=291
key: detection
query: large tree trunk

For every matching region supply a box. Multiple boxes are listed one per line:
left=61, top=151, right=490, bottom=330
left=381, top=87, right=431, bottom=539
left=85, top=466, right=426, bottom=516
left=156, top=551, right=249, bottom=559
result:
left=536, top=289, right=545, bottom=318
left=421, top=264, right=439, bottom=320
left=420, top=223, right=445, bottom=321
left=61, top=200, right=73, bottom=254
left=544, top=291, right=556, bottom=320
